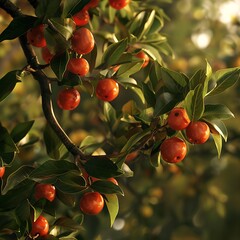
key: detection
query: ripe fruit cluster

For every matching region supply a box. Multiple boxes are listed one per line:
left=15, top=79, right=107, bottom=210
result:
left=26, top=0, right=144, bottom=109
left=26, top=1, right=99, bottom=111
left=160, top=107, right=210, bottom=163
left=29, top=183, right=56, bottom=237
left=30, top=172, right=118, bottom=237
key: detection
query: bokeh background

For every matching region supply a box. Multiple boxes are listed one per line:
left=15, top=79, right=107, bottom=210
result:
left=0, top=0, right=240, bottom=240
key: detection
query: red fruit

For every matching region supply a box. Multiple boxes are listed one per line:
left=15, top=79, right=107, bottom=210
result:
left=84, top=0, right=99, bottom=10
left=96, top=78, right=119, bottom=102
left=71, top=28, right=95, bottom=55
left=41, top=47, right=53, bottom=64
left=57, top=88, right=81, bottom=110
left=31, top=215, right=49, bottom=237
left=90, top=177, right=118, bottom=185
left=109, top=0, right=130, bottom=10
left=107, top=177, right=118, bottom=185
left=67, top=58, right=89, bottom=76
left=160, top=137, right=187, bottom=163
left=135, top=51, right=150, bottom=68
left=0, top=167, right=5, bottom=178
left=80, top=192, right=104, bottom=215
left=125, top=151, right=139, bottom=162
left=34, top=183, right=56, bottom=202
left=73, top=9, right=90, bottom=26
left=27, top=24, right=46, bottom=48
left=186, top=121, right=210, bottom=144
left=167, top=107, right=190, bottom=130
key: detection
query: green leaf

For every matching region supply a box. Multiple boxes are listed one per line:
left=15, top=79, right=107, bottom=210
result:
left=15, top=199, right=30, bottom=221
left=55, top=173, right=86, bottom=194
left=109, top=52, right=134, bottom=66
left=54, top=216, right=84, bottom=230
left=147, top=14, right=164, bottom=35
left=212, top=133, right=222, bottom=159
left=142, top=82, right=156, bottom=107
left=206, top=120, right=228, bottom=142
left=203, top=104, right=234, bottom=120
left=190, top=69, right=206, bottom=90
left=91, top=180, right=124, bottom=196
left=84, top=156, right=123, bottom=179
left=50, top=51, right=70, bottom=80
left=101, top=38, right=128, bottom=67
left=63, top=0, right=91, bottom=17
left=138, top=43, right=163, bottom=64
left=0, top=180, right=35, bottom=211
left=128, top=10, right=156, bottom=40
left=61, top=72, right=82, bottom=87
left=45, top=27, right=69, bottom=54
left=60, top=237, right=78, bottom=240
left=156, top=41, right=174, bottom=58
left=121, top=129, right=151, bottom=153
left=80, top=136, right=103, bottom=155
left=1, top=165, right=34, bottom=195
left=149, top=61, right=162, bottom=90
left=104, top=102, right=117, bottom=129
left=150, top=151, right=161, bottom=167
left=121, top=163, right=134, bottom=177
left=184, top=84, right=204, bottom=121
left=0, top=16, right=37, bottom=42
left=43, top=124, right=64, bottom=160
left=0, top=70, right=20, bottom=102
left=29, top=201, right=44, bottom=222
left=161, top=67, right=187, bottom=93
left=35, top=0, right=62, bottom=19
left=208, top=67, right=240, bottom=96
left=30, top=160, right=79, bottom=181
left=56, top=190, right=76, bottom=207
left=0, top=125, right=18, bottom=154
left=10, top=121, right=34, bottom=143
left=205, top=60, right=212, bottom=94
left=190, top=61, right=212, bottom=97
left=119, top=81, right=146, bottom=104
left=0, top=214, right=18, bottom=233
left=105, top=194, right=119, bottom=227
left=0, top=152, right=15, bottom=165
left=49, top=18, right=76, bottom=40
left=154, top=91, right=180, bottom=117
left=116, top=62, right=143, bottom=78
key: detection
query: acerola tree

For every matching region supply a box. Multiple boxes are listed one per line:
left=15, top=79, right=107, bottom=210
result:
left=0, top=0, right=239, bottom=239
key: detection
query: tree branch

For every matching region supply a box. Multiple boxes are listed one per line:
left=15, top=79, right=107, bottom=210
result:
left=0, top=0, right=85, bottom=160
left=0, top=0, right=22, bottom=17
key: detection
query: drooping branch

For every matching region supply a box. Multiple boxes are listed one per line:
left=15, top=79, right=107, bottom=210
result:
left=0, top=0, right=85, bottom=160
